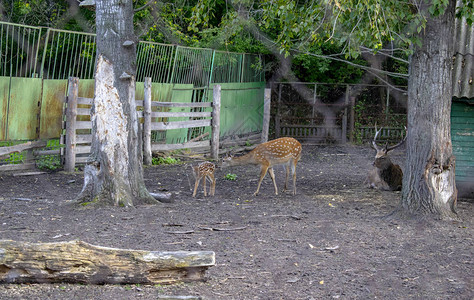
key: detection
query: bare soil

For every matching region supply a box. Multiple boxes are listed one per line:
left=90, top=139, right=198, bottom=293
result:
left=0, top=144, right=473, bottom=300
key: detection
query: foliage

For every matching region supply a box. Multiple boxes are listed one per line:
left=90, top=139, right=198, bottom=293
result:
left=36, top=155, right=61, bottom=171
left=36, top=139, right=62, bottom=171
left=1, top=0, right=92, bottom=31
left=292, top=45, right=366, bottom=84
left=224, top=173, right=237, bottom=180
left=3, top=152, right=23, bottom=164
left=152, top=156, right=181, bottom=165
left=456, top=0, right=474, bottom=25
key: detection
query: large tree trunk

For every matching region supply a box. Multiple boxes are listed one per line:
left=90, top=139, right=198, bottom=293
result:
left=76, top=0, right=157, bottom=206
left=400, top=0, right=458, bottom=220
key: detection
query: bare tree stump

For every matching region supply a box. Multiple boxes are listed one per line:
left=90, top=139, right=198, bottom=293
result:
left=0, top=240, right=215, bottom=284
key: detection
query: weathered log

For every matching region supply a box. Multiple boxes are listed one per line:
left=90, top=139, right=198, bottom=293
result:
left=0, top=140, right=48, bottom=159
left=0, top=240, right=215, bottom=284
left=150, top=192, right=174, bottom=203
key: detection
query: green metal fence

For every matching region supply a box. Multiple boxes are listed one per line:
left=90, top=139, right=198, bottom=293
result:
left=0, top=21, right=266, bottom=142
left=0, top=21, right=264, bottom=83
left=41, top=28, right=96, bottom=79
left=0, top=22, right=43, bottom=77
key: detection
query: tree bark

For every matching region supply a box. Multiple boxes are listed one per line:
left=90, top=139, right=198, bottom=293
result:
left=0, top=240, right=215, bottom=284
left=76, top=0, right=157, bottom=206
left=400, top=0, right=458, bottom=220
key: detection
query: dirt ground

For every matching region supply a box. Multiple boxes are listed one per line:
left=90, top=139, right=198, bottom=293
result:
left=0, top=144, right=473, bottom=300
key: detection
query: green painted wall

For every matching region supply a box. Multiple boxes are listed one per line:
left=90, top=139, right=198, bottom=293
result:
left=451, top=100, right=474, bottom=187
left=39, top=80, right=68, bottom=139
left=2, top=77, right=42, bottom=140
left=167, top=84, right=194, bottom=144
left=211, top=82, right=266, bottom=138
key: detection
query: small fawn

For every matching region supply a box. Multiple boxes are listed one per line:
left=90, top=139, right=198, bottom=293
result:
left=222, top=137, right=302, bottom=196
left=192, top=161, right=216, bottom=197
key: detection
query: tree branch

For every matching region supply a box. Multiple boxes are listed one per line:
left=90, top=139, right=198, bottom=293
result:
left=134, top=0, right=154, bottom=13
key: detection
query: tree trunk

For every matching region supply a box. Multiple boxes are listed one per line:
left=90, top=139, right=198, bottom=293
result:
left=76, top=0, right=157, bottom=206
left=400, top=0, right=458, bottom=220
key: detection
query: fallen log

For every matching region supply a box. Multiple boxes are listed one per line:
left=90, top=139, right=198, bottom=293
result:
left=150, top=191, right=174, bottom=203
left=0, top=240, right=215, bottom=284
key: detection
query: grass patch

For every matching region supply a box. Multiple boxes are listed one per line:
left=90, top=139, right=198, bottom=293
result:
left=152, top=156, right=181, bottom=165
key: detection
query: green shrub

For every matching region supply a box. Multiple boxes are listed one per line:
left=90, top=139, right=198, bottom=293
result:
left=37, top=155, right=61, bottom=171
left=224, top=173, right=237, bottom=180
left=152, top=156, right=181, bottom=165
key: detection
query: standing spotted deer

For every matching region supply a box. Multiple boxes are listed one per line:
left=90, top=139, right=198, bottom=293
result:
left=221, top=137, right=302, bottom=196
left=192, top=161, right=216, bottom=197
left=367, top=126, right=406, bottom=191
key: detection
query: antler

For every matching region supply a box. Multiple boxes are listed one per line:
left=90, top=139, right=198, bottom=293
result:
left=372, top=124, right=383, bottom=151
left=386, top=126, right=407, bottom=151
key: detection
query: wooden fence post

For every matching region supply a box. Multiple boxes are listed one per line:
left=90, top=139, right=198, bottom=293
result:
left=275, top=84, right=282, bottom=138
left=342, top=85, right=349, bottom=143
left=349, top=96, right=356, bottom=143
left=65, top=77, right=78, bottom=172
left=261, top=88, right=271, bottom=143
left=211, top=85, right=221, bottom=160
left=143, top=78, right=152, bottom=165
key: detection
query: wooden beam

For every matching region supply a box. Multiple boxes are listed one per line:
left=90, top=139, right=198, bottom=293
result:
left=151, top=111, right=212, bottom=118
left=0, top=163, right=36, bottom=172
left=151, top=119, right=211, bottom=131
left=0, top=240, right=215, bottom=284
left=0, top=140, right=47, bottom=158
left=151, top=141, right=210, bottom=152
left=261, top=88, right=271, bottom=143
left=152, top=102, right=212, bottom=108
left=65, top=77, right=79, bottom=172
left=211, top=85, right=221, bottom=160
left=143, top=78, right=152, bottom=165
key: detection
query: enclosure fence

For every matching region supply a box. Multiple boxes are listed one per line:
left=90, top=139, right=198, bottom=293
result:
left=272, top=82, right=407, bottom=144
left=0, top=21, right=265, bottom=142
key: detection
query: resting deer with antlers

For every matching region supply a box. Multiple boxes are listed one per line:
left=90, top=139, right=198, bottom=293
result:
left=367, top=126, right=406, bottom=191
left=191, top=161, right=216, bottom=197
left=221, top=137, right=302, bottom=196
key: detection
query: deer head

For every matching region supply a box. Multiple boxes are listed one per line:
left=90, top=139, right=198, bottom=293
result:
left=368, top=125, right=406, bottom=191
left=372, top=125, right=406, bottom=167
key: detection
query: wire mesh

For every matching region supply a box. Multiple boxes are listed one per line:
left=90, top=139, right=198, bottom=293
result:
left=1, top=21, right=265, bottom=85
left=0, top=21, right=43, bottom=77
left=242, top=54, right=265, bottom=82
left=211, top=51, right=243, bottom=83
left=136, top=41, right=175, bottom=82
left=170, top=46, right=214, bottom=86
left=41, top=28, right=96, bottom=79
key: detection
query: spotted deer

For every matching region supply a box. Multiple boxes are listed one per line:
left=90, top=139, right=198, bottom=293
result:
left=367, top=126, right=406, bottom=191
left=192, top=161, right=216, bottom=197
left=221, top=137, right=302, bottom=196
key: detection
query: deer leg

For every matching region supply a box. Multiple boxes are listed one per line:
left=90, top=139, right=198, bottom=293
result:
left=193, top=176, right=201, bottom=197
left=209, top=174, right=216, bottom=196
left=292, top=160, right=297, bottom=195
left=268, top=167, right=279, bottom=195
left=283, top=163, right=290, bottom=191
left=202, top=176, right=207, bottom=196
left=254, top=165, right=269, bottom=196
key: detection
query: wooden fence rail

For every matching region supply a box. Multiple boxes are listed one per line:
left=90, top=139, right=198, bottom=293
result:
left=61, top=77, right=270, bottom=172
left=142, top=84, right=221, bottom=163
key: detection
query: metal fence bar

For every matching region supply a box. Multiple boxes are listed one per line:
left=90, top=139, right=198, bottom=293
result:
left=0, top=22, right=42, bottom=77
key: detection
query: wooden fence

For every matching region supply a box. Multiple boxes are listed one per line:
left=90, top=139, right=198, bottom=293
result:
left=0, top=140, right=49, bottom=173
left=62, top=77, right=271, bottom=172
